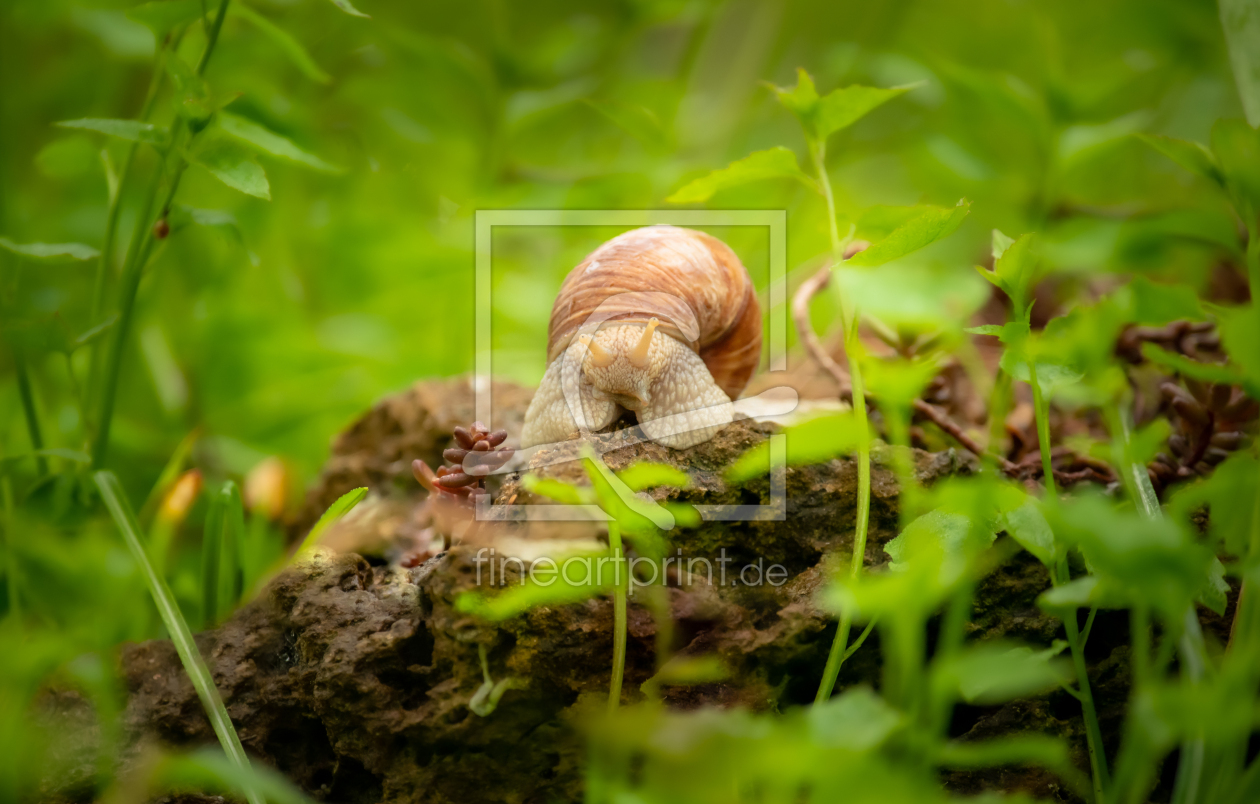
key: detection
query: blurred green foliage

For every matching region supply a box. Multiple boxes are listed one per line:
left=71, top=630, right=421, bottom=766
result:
left=1, top=0, right=1258, bottom=801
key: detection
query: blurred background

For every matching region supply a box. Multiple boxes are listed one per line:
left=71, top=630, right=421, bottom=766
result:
left=0, top=0, right=1246, bottom=795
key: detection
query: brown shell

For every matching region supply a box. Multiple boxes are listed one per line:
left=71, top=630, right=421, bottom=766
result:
left=546, top=226, right=762, bottom=399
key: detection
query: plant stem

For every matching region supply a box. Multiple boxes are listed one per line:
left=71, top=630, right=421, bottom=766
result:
left=1028, top=361, right=1057, bottom=501
left=13, top=348, right=47, bottom=476
left=1, top=475, right=18, bottom=619
left=1065, top=599, right=1110, bottom=802
left=91, top=0, right=230, bottom=469
left=607, top=523, right=627, bottom=712
left=810, top=136, right=874, bottom=702
left=95, top=470, right=262, bottom=804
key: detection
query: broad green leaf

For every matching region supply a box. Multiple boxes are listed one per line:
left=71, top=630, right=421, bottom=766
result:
left=1047, top=494, right=1213, bottom=618
left=522, top=474, right=591, bottom=505
left=232, top=4, right=331, bottom=84
left=642, top=655, right=727, bottom=693
left=189, top=138, right=272, bottom=200
left=964, top=324, right=1005, bottom=336
left=845, top=200, right=970, bottom=266
left=833, top=262, right=989, bottom=331
left=617, top=462, right=691, bottom=492
left=772, top=68, right=913, bottom=142
left=1002, top=497, right=1059, bottom=567
left=666, top=147, right=812, bottom=203
left=1000, top=348, right=1083, bottom=391
left=1135, top=133, right=1224, bottom=187
left=808, top=687, right=904, bottom=750
left=155, top=748, right=317, bottom=804
left=94, top=472, right=264, bottom=804
left=57, top=117, right=170, bottom=147
left=1221, top=0, right=1260, bottom=127
left=991, top=228, right=1015, bottom=260
left=1169, top=451, right=1260, bottom=557
left=296, top=486, right=367, bottom=554
left=1199, top=557, right=1229, bottom=616
left=861, top=356, right=940, bottom=413
left=36, top=135, right=100, bottom=178
left=1216, top=303, right=1260, bottom=397
left=0, top=237, right=99, bottom=263
left=1212, top=118, right=1260, bottom=222
left=127, top=0, right=204, bottom=35
left=943, top=641, right=1070, bottom=704
left=455, top=547, right=613, bottom=620
left=725, top=412, right=860, bottom=483
left=975, top=232, right=1037, bottom=311
left=327, top=0, right=370, bottom=18
left=1128, top=276, right=1204, bottom=325
left=814, top=84, right=915, bottom=141
left=216, top=112, right=341, bottom=173
left=583, top=450, right=673, bottom=538
left=1141, top=343, right=1246, bottom=387
left=884, top=509, right=975, bottom=568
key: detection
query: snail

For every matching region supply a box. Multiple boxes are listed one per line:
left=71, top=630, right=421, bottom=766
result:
left=520, top=225, right=762, bottom=449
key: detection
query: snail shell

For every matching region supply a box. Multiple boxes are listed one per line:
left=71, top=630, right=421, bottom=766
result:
left=547, top=226, right=762, bottom=399
left=521, top=226, right=762, bottom=449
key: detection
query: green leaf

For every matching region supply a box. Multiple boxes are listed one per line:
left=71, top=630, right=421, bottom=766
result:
left=964, top=324, right=1005, bottom=336
left=1000, top=349, right=1083, bottom=391
left=522, top=474, right=592, bottom=505
left=216, top=112, right=341, bottom=173
left=232, top=4, right=331, bottom=84
left=724, top=412, right=860, bottom=483
left=296, top=486, right=367, bottom=554
left=1212, top=118, right=1260, bottom=222
left=168, top=206, right=259, bottom=266
left=641, top=654, right=727, bottom=694
left=834, top=261, right=989, bottom=331
left=936, top=735, right=1088, bottom=798
left=189, top=137, right=272, bottom=200
left=154, top=748, right=317, bottom=804
left=975, top=232, right=1037, bottom=311
left=327, top=0, right=370, bottom=18
left=1169, top=451, right=1260, bottom=557
left=127, top=0, right=204, bottom=35
left=991, top=228, right=1016, bottom=261
left=1216, top=303, right=1260, bottom=396
left=617, top=462, right=691, bottom=492
left=583, top=449, right=674, bottom=537
left=94, top=472, right=264, bottom=804
left=0, top=236, right=99, bottom=263
left=772, top=68, right=914, bottom=142
left=808, top=687, right=904, bottom=750
left=1128, top=276, right=1204, bottom=325
left=884, top=508, right=976, bottom=568
left=943, top=641, right=1070, bottom=704
left=1128, top=418, right=1172, bottom=467
left=1221, top=0, right=1260, bottom=128
left=1002, top=497, right=1060, bottom=567
left=57, top=117, right=170, bottom=147
left=845, top=200, right=971, bottom=266
left=666, top=147, right=813, bottom=204
left=455, top=547, right=613, bottom=620
left=1135, top=133, right=1224, bottom=187
left=862, top=356, right=940, bottom=413
left=1141, top=343, right=1246, bottom=387
left=1199, top=557, right=1229, bottom=616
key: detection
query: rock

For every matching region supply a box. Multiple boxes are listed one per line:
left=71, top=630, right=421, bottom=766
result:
left=49, top=374, right=1225, bottom=803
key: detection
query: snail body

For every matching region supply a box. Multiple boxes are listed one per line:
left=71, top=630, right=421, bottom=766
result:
left=521, top=226, right=762, bottom=449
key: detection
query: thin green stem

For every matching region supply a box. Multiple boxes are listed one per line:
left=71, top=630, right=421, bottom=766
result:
left=1066, top=605, right=1110, bottom=801
left=13, top=349, right=47, bottom=476
left=987, top=371, right=1012, bottom=470
left=607, top=523, right=627, bottom=712
left=2, top=475, right=18, bottom=619
left=1028, top=361, right=1057, bottom=501
left=91, top=0, right=229, bottom=468
left=811, top=132, right=873, bottom=702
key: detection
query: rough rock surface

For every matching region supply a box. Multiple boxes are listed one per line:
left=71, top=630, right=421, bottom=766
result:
left=76, top=376, right=1235, bottom=803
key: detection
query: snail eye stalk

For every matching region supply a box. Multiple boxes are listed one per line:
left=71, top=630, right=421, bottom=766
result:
left=628, top=317, right=659, bottom=369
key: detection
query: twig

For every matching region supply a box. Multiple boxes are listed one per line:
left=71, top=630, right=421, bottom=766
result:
left=791, top=265, right=1018, bottom=475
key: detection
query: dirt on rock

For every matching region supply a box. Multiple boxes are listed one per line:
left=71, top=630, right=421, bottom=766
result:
left=45, top=375, right=1233, bottom=803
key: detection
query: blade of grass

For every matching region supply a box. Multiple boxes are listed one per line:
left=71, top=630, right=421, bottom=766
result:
left=294, top=486, right=367, bottom=556
left=607, top=522, right=627, bottom=712
left=13, top=349, right=48, bottom=477
left=94, top=470, right=263, bottom=804
left=201, top=487, right=223, bottom=629
left=218, top=483, right=245, bottom=619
